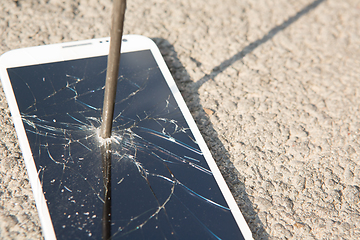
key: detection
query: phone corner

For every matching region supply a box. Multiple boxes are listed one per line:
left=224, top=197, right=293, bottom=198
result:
left=0, top=50, right=11, bottom=66
left=126, top=34, right=158, bottom=47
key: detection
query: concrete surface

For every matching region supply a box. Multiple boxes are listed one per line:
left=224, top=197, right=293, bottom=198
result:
left=1, top=0, right=360, bottom=239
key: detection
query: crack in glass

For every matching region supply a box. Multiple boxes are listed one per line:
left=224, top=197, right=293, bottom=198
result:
left=7, top=50, right=244, bottom=240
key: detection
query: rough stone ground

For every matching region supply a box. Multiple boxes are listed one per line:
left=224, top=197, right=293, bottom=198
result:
left=1, top=0, right=360, bottom=239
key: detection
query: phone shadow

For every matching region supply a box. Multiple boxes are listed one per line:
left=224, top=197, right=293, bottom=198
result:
left=152, top=1, right=327, bottom=238
left=153, top=38, right=269, bottom=240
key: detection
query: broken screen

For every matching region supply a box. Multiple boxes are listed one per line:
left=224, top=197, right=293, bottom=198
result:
left=7, top=50, right=245, bottom=239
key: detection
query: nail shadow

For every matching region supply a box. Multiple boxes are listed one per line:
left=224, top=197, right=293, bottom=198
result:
left=193, top=0, right=326, bottom=90
left=152, top=1, right=325, bottom=239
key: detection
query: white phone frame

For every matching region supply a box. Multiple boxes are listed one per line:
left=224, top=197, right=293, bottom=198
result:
left=0, top=35, right=253, bottom=240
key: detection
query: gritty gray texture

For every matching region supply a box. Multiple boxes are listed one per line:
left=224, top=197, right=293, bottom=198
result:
left=1, top=0, right=360, bottom=239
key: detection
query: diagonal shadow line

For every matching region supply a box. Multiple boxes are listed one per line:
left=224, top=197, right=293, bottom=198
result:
left=193, top=0, right=326, bottom=90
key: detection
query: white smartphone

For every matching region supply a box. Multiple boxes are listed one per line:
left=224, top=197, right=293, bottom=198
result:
left=0, top=35, right=252, bottom=240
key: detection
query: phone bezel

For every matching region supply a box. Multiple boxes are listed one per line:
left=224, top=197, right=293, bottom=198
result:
left=0, top=35, right=253, bottom=240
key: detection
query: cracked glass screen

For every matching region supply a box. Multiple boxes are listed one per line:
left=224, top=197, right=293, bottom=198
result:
left=7, top=50, right=245, bottom=240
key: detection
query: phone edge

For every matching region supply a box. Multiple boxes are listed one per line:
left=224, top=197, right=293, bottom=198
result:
left=0, top=67, right=57, bottom=240
left=146, top=38, right=254, bottom=240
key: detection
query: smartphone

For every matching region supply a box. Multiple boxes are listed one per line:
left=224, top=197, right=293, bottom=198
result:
left=0, top=35, right=252, bottom=240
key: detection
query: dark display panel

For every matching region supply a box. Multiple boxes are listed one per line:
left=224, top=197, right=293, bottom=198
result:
left=7, top=50, right=244, bottom=240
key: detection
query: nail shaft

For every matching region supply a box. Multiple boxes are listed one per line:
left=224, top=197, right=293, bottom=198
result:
left=100, top=0, right=126, bottom=139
